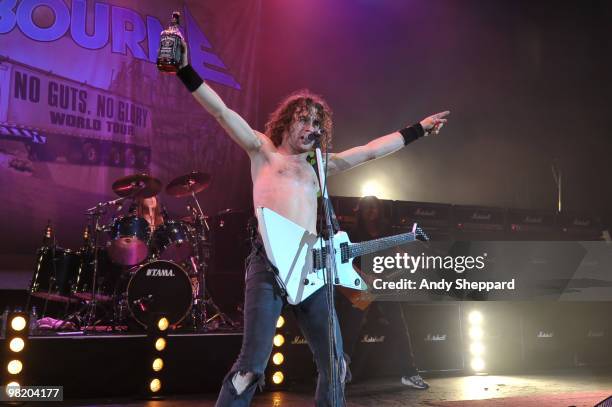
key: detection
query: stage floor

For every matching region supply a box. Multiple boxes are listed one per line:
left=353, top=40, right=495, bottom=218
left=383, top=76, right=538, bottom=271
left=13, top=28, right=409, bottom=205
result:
left=53, top=371, right=612, bottom=406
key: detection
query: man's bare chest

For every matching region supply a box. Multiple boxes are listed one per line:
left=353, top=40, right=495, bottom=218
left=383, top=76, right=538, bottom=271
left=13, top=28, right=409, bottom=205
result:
left=267, top=157, right=319, bottom=189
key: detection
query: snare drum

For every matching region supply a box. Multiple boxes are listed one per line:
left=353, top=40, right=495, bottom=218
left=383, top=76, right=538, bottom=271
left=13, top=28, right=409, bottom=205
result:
left=151, top=220, right=193, bottom=262
left=107, top=215, right=150, bottom=266
left=127, top=260, right=192, bottom=328
left=30, top=247, right=80, bottom=303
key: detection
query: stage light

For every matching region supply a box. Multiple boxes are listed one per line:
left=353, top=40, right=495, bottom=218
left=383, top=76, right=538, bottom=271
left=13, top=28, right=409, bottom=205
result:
left=145, top=313, right=168, bottom=399
left=152, top=358, right=164, bottom=372
left=471, top=358, right=485, bottom=372
left=276, top=316, right=285, bottom=328
left=9, top=338, right=25, bottom=353
left=272, top=352, right=284, bottom=365
left=6, top=382, right=20, bottom=390
left=273, top=334, right=285, bottom=347
left=10, top=316, right=27, bottom=332
left=7, top=360, right=23, bottom=375
left=469, top=326, right=483, bottom=341
left=470, top=342, right=485, bottom=356
left=149, top=378, right=161, bottom=393
left=361, top=180, right=382, bottom=197
left=4, top=311, right=29, bottom=390
left=155, top=338, right=167, bottom=351
left=468, top=311, right=483, bottom=325
left=272, top=371, right=284, bottom=384
left=157, top=317, right=169, bottom=331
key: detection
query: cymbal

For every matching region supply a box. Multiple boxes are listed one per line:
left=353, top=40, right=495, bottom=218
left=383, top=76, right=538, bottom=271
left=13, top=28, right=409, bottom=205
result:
left=112, top=173, right=162, bottom=198
left=166, top=171, right=211, bottom=198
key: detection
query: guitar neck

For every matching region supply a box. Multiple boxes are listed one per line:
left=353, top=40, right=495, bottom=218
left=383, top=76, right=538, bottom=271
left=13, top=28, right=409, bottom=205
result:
left=349, top=232, right=415, bottom=259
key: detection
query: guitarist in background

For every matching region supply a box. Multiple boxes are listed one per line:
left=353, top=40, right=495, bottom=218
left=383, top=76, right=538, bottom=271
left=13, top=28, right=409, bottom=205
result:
left=337, top=196, right=429, bottom=389
left=174, top=37, right=448, bottom=406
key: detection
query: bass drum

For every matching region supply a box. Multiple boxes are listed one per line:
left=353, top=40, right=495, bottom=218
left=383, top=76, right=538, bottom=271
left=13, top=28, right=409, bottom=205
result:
left=127, top=260, right=192, bottom=328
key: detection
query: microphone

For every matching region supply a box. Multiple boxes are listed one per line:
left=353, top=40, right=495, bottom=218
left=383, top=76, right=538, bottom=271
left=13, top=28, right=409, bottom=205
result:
left=306, top=131, right=323, bottom=143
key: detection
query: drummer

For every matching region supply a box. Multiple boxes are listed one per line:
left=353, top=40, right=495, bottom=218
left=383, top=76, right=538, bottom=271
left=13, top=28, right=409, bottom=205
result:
left=132, top=196, right=164, bottom=231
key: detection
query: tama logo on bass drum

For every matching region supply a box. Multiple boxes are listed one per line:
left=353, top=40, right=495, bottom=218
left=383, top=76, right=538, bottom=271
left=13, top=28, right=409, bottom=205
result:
left=146, top=268, right=175, bottom=277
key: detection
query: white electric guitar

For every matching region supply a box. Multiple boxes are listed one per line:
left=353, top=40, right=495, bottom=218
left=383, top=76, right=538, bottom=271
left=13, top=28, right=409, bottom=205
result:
left=256, top=207, right=428, bottom=304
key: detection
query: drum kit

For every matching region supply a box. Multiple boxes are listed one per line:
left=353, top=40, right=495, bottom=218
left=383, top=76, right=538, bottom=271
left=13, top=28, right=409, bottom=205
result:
left=29, top=171, right=236, bottom=331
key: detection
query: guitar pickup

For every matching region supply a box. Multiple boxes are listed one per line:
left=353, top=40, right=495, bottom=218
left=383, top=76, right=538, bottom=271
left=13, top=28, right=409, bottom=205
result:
left=312, top=247, right=331, bottom=270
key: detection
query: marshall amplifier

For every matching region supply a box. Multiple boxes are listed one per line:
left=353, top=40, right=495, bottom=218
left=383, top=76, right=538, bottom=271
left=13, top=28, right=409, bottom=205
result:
left=349, top=304, right=400, bottom=379
left=402, top=304, right=464, bottom=372
left=520, top=303, right=574, bottom=369
left=453, top=205, right=506, bottom=240
left=559, top=212, right=603, bottom=241
left=331, top=196, right=392, bottom=231
left=331, top=196, right=361, bottom=230
left=571, top=302, right=612, bottom=367
left=392, top=201, right=452, bottom=240
left=208, top=209, right=250, bottom=311
left=507, top=209, right=558, bottom=240
left=211, top=209, right=251, bottom=273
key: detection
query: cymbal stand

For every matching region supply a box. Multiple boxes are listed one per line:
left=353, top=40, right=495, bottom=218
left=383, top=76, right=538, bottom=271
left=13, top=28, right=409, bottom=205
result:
left=189, top=185, right=209, bottom=232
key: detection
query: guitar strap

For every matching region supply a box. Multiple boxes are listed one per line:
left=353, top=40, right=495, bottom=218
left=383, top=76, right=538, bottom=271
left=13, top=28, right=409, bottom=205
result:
left=247, top=215, right=288, bottom=298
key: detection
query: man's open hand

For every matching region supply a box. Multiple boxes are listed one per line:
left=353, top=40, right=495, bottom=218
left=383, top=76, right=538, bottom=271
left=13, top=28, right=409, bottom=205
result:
left=420, top=111, right=450, bottom=135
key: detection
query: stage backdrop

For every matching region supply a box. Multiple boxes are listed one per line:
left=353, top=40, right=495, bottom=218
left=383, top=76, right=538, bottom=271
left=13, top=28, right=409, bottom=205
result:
left=0, top=0, right=259, bottom=273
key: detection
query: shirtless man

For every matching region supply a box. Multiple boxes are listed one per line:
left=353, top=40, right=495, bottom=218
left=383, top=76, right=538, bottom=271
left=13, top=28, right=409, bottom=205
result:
left=174, top=39, right=449, bottom=407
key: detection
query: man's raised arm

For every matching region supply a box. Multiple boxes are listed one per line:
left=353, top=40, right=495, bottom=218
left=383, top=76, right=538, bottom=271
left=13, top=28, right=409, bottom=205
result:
left=327, top=111, right=450, bottom=174
left=175, top=39, right=262, bottom=153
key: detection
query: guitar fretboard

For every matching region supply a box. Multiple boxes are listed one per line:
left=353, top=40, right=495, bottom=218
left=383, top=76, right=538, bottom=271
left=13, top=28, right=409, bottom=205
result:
left=349, top=232, right=415, bottom=258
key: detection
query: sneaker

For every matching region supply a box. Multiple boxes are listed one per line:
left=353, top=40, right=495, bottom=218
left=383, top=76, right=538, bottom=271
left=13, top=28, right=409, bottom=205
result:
left=401, top=374, right=429, bottom=390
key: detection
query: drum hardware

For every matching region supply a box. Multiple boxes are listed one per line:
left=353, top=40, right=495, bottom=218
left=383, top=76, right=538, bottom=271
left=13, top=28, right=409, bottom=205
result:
left=28, top=170, right=242, bottom=333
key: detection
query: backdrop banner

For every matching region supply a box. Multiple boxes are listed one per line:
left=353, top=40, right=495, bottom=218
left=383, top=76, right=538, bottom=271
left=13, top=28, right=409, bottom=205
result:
left=0, top=0, right=260, bottom=274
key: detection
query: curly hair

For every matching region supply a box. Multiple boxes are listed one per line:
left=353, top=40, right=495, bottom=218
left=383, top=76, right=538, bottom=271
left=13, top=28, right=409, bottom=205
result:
left=264, top=89, right=333, bottom=150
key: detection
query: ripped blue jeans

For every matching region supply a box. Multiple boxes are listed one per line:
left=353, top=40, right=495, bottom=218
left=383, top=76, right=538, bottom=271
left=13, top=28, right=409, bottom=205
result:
left=215, top=237, right=346, bottom=407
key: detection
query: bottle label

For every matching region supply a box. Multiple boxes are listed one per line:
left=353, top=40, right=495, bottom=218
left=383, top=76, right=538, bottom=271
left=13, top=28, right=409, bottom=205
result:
left=159, top=35, right=178, bottom=59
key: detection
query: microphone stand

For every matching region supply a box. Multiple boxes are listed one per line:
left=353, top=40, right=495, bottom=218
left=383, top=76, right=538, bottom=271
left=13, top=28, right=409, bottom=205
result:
left=313, top=138, right=343, bottom=407
left=552, top=161, right=562, bottom=214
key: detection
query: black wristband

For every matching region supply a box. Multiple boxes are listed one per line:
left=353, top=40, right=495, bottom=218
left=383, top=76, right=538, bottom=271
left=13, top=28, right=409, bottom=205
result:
left=399, top=123, right=425, bottom=146
left=177, top=65, right=203, bottom=92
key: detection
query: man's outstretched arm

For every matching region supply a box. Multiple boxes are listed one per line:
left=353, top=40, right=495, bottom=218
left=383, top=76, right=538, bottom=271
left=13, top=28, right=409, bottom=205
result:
left=327, top=111, right=450, bottom=174
left=176, top=40, right=263, bottom=153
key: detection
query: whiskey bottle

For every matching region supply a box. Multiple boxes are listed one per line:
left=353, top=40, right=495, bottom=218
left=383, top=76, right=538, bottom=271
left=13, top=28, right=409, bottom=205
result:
left=157, top=12, right=184, bottom=73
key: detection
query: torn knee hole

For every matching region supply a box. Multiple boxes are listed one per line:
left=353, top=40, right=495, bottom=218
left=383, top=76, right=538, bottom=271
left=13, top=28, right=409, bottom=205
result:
left=231, top=371, right=258, bottom=395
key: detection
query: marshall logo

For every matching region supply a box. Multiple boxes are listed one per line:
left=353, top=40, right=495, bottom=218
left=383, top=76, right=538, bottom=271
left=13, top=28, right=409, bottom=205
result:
left=471, top=212, right=492, bottom=221
left=587, top=330, right=604, bottom=338
left=414, top=208, right=436, bottom=217
left=146, top=268, right=175, bottom=277
left=361, top=335, right=385, bottom=343
left=537, top=331, right=554, bottom=338
left=291, top=336, right=308, bottom=345
left=524, top=216, right=544, bottom=224
left=424, top=333, right=447, bottom=342
left=572, top=219, right=591, bottom=227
